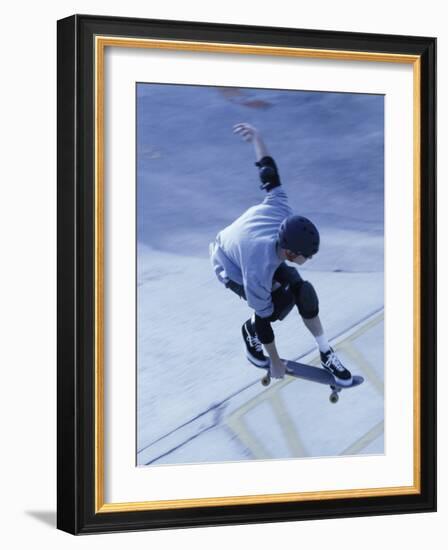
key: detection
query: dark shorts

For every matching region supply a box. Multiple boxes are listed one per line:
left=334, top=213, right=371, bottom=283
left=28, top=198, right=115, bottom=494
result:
left=225, top=262, right=303, bottom=321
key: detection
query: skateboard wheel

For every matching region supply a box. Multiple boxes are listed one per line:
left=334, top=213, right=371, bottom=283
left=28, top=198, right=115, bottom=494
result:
left=262, top=375, right=271, bottom=387
left=329, top=392, right=339, bottom=404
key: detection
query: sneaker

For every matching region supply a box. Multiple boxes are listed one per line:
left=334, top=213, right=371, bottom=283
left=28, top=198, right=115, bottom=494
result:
left=320, top=347, right=352, bottom=387
left=242, top=319, right=269, bottom=367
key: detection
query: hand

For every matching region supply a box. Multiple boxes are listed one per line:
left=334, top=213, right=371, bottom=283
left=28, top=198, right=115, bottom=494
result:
left=270, top=358, right=287, bottom=379
left=233, top=122, right=258, bottom=143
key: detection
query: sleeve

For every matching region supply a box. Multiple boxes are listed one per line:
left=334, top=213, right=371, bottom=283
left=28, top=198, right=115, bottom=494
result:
left=255, top=155, right=281, bottom=192
left=243, top=274, right=274, bottom=319
left=209, top=240, right=229, bottom=284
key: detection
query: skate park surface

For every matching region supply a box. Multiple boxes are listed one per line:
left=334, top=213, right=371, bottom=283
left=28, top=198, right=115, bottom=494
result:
left=135, top=84, right=384, bottom=466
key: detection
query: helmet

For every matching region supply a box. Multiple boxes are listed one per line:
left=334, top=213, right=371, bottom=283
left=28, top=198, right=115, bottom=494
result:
left=278, top=215, right=320, bottom=258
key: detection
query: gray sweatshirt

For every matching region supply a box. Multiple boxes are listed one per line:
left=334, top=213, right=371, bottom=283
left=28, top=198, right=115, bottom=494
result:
left=210, top=186, right=293, bottom=318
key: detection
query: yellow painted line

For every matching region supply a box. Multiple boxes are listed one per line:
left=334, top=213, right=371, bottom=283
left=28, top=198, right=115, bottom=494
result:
left=226, top=310, right=384, bottom=460
left=225, top=415, right=272, bottom=459
left=227, top=375, right=293, bottom=419
left=333, top=310, right=384, bottom=346
left=270, top=393, right=308, bottom=458
left=338, top=341, right=384, bottom=396
left=340, top=421, right=384, bottom=455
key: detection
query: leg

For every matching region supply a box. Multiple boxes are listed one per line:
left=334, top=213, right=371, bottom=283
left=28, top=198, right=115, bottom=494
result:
left=273, top=264, right=324, bottom=337
left=302, top=315, right=324, bottom=338
left=241, top=316, right=270, bottom=367
left=303, top=315, right=333, bottom=356
left=290, top=279, right=321, bottom=330
left=223, top=279, right=270, bottom=368
left=274, top=264, right=352, bottom=385
left=292, top=281, right=352, bottom=385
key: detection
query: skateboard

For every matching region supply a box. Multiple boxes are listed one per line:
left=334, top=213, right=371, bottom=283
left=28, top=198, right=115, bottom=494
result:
left=257, top=360, right=364, bottom=403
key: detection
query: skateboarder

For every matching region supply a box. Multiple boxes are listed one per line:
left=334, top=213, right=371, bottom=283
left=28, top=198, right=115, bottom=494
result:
left=210, top=123, right=352, bottom=385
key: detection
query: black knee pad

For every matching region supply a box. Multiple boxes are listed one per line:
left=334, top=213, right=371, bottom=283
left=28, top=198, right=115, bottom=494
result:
left=271, top=286, right=295, bottom=321
left=293, top=280, right=319, bottom=319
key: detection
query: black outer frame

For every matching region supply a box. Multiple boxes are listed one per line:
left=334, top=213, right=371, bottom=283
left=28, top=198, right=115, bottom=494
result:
left=57, top=14, right=436, bottom=535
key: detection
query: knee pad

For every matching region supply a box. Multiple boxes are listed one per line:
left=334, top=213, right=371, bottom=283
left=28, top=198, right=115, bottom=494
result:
left=271, top=286, right=295, bottom=321
left=294, top=280, right=319, bottom=319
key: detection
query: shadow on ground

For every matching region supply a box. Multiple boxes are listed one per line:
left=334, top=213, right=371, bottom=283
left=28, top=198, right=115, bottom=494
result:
left=25, top=510, right=56, bottom=528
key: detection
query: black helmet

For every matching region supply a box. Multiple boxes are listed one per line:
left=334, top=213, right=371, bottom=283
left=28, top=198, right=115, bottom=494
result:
left=278, top=215, right=320, bottom=258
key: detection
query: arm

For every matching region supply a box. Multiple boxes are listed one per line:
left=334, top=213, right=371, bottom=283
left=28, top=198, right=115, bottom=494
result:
left=253, top=314, right=286, bottom=379
left=244, top=280, right=286, bottom=379
left=233, top=123, right=281, bottom=191
left=264, top=341, right=287, bottom=379
left=233, top=122, right=269, bottom=161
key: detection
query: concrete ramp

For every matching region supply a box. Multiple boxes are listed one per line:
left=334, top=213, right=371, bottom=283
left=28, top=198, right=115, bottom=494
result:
left=138, top=309, right=384, bottom=466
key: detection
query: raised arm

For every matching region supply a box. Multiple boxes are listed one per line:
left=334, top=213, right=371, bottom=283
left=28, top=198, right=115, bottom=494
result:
left=233, top=123, right=281, bottom=192
left=233, top=122, right=269, bottom=161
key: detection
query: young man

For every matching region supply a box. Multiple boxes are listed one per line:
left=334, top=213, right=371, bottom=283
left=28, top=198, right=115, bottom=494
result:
left=210, top=123, right=352, bottom=386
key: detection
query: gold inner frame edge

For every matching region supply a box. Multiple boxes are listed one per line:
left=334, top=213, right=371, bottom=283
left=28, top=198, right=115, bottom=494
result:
left=94, top=35, right=421, bottom=514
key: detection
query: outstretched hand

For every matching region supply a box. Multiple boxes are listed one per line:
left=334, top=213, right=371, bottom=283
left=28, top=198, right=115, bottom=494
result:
left=233, top=122, right=258, bottom=143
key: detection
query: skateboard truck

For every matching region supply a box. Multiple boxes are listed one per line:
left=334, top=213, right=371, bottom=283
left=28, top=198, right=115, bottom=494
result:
left=261, top=372, right=342, bottom=403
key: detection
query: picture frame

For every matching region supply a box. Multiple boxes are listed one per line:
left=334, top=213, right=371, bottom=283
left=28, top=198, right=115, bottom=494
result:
left=57, top=14, right=436, bottom=534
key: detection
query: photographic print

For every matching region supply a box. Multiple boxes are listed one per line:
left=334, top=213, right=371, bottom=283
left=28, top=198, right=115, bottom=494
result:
left=136, top=83, right=385, bottom=467
left=58, top=15, right=435, bottom=533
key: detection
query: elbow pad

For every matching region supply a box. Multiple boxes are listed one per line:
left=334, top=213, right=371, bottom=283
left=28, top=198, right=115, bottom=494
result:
left=255, top=156, right=281, bottom=191
left=254, top=314, right=274, bottom=344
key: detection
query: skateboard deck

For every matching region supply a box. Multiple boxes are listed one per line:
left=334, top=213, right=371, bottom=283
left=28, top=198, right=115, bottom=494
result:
left=256, top=359, right=364, bottom=403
